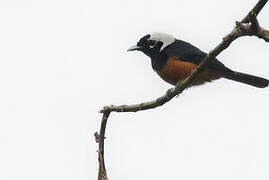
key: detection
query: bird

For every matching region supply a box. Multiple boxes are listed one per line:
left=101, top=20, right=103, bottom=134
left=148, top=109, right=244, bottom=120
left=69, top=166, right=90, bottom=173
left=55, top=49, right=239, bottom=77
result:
left=127, top=32, right=269, bottom=88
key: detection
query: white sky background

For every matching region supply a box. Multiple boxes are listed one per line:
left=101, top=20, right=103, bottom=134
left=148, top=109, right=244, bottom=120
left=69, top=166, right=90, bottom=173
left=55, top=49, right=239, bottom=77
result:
left=0, top=0, right=269, bottom=180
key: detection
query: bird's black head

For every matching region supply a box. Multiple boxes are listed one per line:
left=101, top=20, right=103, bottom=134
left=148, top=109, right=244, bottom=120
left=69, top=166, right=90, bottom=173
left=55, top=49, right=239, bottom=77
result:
left=128, top=33, right=176, bottom=70
left=127, top=33, right=176, bottom=59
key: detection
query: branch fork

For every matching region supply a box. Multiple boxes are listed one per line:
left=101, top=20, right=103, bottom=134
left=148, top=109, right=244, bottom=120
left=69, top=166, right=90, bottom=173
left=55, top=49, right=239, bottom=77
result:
left=233, top=11, right=269, bottom=41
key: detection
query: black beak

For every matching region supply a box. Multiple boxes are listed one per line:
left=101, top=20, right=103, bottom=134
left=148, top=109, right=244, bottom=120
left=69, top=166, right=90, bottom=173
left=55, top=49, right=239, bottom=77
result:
left=127, top=45, right=141, bottom=52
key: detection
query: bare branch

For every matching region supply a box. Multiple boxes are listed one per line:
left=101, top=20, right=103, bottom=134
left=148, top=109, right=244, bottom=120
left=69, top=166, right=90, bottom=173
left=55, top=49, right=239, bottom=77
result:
left=96, top=1, right=269, bottom=179
left=95, top=111, right=110, bottom=180
left=258, top=27, right=269, bottom=42
left=248, top=12, right=269, bottom=42
left=241, top=0, right=268, bottom=23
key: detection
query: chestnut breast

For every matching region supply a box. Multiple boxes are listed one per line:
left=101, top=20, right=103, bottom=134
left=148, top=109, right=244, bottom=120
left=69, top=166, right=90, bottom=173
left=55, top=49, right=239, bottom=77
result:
left=156, top=57, right=221, bottom=86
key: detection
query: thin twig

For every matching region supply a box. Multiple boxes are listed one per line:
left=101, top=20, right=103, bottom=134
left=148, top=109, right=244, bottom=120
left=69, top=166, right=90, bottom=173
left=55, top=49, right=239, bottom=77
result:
left=95, top=110, right=110, bottom=180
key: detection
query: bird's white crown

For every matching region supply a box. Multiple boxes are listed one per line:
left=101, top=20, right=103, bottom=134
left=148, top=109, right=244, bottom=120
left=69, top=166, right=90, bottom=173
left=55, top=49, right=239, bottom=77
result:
left=149, top=32, right=176, bottom=51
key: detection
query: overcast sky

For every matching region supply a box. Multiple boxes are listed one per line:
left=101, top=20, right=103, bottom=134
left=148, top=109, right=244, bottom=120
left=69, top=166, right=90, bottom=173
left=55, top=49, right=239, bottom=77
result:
left=0, top=0, right=269, bottom=180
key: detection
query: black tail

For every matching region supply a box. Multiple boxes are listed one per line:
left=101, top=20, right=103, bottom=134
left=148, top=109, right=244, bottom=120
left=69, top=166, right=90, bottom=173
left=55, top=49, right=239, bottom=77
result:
left=224, top=71, right=269, bottom=88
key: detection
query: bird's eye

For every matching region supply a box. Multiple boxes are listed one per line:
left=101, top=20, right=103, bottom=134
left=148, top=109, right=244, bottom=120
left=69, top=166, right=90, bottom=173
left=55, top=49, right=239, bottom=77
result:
left=148, top=40, right=156, bottom=46
left=137, top=37, right=157, bottom=48
left=147, top=40, right=157, bottom=48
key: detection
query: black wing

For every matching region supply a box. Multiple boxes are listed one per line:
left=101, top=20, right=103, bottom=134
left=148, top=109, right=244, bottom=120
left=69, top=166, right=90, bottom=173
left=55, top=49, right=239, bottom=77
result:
left=163, top=39, right=231, bottom=73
